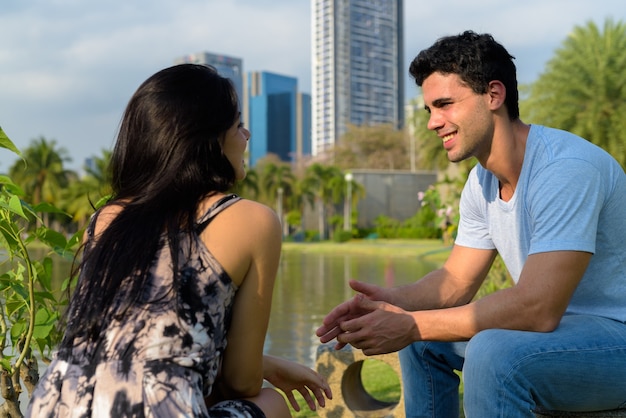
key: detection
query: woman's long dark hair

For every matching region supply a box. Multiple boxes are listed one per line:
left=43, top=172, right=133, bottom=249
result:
left=61, top=64, right=240, bottom=348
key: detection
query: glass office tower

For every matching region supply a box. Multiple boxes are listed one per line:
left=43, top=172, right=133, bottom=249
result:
left=312, top=0, right=404, bottom=155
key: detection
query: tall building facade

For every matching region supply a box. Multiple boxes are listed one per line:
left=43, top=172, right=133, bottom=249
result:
left=174, top=52, right=244, bottom=107
left=312, top=0, right=404, bottom=155
left=247, top=71, right=311, bottom=167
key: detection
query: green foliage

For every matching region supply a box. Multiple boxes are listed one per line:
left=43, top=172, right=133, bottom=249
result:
left=373, top=211, right=441, bottom=239
left=0, top=127, right=80, bottom=414
left=332, top=229, right=353, bottom=243
left=521, top=18, right=626, bottom=168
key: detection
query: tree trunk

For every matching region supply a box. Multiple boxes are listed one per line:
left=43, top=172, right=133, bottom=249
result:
left=0, top=370, right=24, bottom=418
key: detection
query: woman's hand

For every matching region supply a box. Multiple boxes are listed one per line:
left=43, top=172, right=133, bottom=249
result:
left=263, top=355, right=332, bottom=412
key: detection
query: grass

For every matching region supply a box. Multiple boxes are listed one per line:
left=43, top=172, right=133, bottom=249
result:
left=283, top=238, right=452, bottom=263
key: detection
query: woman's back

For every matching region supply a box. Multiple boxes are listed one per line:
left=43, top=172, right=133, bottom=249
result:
left=26, top=195, right=244, bottom=417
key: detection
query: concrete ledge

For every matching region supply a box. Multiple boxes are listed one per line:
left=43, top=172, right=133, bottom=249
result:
left=315, top=342, right=404, bottom=418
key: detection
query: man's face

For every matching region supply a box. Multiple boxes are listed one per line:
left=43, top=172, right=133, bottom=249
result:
left=422, top=72, right=494, bottom=163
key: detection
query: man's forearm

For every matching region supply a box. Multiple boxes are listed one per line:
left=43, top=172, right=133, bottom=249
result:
left=388, top=268, right=479, bottom=312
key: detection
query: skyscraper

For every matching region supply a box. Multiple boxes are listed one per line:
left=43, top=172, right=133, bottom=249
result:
left=247, top=71, right=311, bottom=167
left=312, top=0, right=404, bottom=155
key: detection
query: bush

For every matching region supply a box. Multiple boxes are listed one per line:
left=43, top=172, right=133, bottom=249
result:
left=373, top=211, right=441, bottom=239
left=0, top=127, right=81, bottom=416
left=332, top=230, right=353, bottom=243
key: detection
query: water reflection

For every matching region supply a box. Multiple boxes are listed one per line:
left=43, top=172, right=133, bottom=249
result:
left=265, top=250, right=436, bottom=368
left=5, top=248, right=436, bottom=370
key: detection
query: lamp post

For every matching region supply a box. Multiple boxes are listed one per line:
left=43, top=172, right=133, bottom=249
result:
left=344, top=172, right=353, bottom=231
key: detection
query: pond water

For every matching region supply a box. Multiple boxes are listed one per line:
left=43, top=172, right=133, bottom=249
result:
left=266, top=249, right=436, bottom=368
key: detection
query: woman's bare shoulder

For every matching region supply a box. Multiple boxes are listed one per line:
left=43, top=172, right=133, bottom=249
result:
left=91, top=201, right=126, bottom=237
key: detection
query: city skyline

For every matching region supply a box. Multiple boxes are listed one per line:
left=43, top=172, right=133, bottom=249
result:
left=2, top=0, right=625, bottom=171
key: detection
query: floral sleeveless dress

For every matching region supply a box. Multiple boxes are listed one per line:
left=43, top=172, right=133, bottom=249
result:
left=26, top=194, right=266, bottom=418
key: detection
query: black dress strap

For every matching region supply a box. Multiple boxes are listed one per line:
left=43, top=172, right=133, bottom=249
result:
left=195, top=193, right=241, bottom=233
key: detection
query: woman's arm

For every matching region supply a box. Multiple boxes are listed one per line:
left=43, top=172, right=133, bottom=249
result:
left=202, top=198, right=282, bottom=398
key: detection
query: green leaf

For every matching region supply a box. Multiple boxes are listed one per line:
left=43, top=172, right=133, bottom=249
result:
left=32, top=308, right=58, bottom=340
left=0, top=273, right=12, bottom=290
left=0, top=218, right=19, bottom=250
left=8, top=194, right=28, bottom=220
left=66, top=229, right=85, bottom=250
left=0, top=358, right=13, bottom=372
left=10, top=321, right=25, bottom=340
left=61, top=275, right=77, bottom=291
left=32, top=202, right=70, bottom=216
left=0, top=175, right=25, bottom=196
left=0, top=126, right=22, bottom=156
left=93, top=194, right=112, bottom=209
left=34, top=289, right=57, bottom=302
left=36, top=227, right=68, bottom=250
left=37, top=258, right=54, bottom=291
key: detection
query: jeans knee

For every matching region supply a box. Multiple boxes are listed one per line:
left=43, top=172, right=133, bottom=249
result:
left=398, top=341, right=428, bottom=371
left=464, top=329, right=518, bottom=386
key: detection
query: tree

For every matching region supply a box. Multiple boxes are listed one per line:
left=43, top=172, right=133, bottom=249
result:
left=231, top=167, right=259, bottom=200
left=521, top=18, right=626, bottom=168
left=301, top=163, right=344, bottom=240
left=61, top=150, right=112, bottom=230
left=260, top=161, right=295, bottom=234
left=8, top=137, right=74, bottom=205
left=332, top=124, right=409, bottom=170
left=8, top=137, right=76, bottom=228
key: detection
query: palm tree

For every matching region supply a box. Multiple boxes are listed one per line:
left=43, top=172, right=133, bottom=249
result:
left=521, top=18, right=626, bottom=167
left=8, top=137, right=75, bottom=227
left=60, top=150, right=112, bottom=230
left=260, top=162, right=295, bottom=234
left=231, top=167, right=260, bottom=200
left=301, top=163, right=344, bottom=240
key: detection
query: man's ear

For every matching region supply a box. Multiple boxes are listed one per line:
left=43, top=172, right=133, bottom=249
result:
left=487, top=80, right=506, bottom=111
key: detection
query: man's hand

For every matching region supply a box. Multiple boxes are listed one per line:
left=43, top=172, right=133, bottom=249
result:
left=317, top=281, right=417, bottom=355
left=338, top=296, right=416, bottom=355
left=316, top=280, right=387, bottom=349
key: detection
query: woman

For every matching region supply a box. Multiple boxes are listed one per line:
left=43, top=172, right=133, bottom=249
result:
left=27, top=64, right=331, bottom=417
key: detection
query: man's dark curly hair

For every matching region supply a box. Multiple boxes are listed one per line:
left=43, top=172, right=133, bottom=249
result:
left=409, top=31, right=519, bottom=120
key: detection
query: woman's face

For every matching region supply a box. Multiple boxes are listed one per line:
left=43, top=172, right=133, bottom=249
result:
left=221, top=113, right=250, bottom=180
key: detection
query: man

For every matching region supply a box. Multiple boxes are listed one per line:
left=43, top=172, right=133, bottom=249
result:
left=316, top=31, right=626, bottom=417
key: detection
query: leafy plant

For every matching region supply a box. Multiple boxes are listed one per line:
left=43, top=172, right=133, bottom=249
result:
left=0, top=126, right=81, bottom=417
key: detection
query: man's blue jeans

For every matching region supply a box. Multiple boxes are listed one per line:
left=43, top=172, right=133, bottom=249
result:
left=398, top=314, right=626, bottom=417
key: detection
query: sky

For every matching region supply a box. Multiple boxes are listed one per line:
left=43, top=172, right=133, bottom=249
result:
left=1, top=0, right=625, bottom=172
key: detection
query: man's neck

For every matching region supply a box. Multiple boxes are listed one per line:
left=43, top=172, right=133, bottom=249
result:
left=481, top=119, right=530, bottom=202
